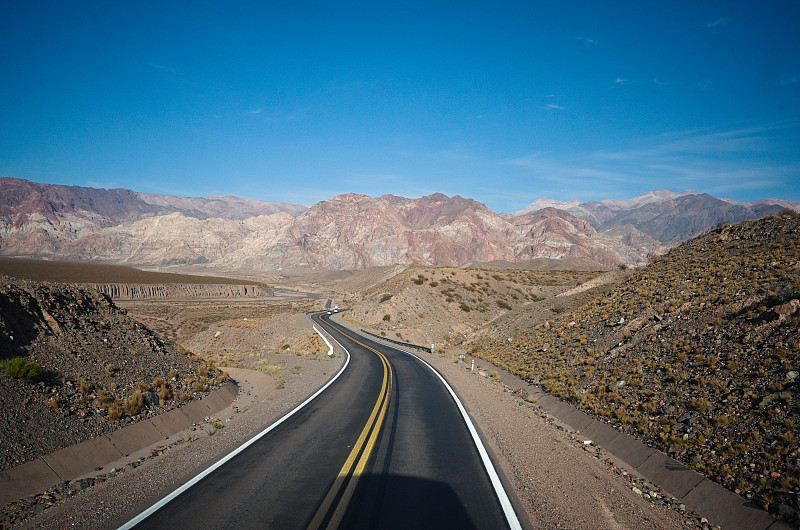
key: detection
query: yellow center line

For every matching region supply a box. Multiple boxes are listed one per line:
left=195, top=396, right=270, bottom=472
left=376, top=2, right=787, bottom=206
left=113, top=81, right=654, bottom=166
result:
left=307, top=320, right=393, bottom=530
left=328, top=355, right=392, bottom=529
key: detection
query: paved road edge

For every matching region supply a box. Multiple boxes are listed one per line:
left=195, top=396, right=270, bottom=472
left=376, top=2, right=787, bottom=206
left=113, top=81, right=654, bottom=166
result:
left=116, top=322, right=351, bottom=529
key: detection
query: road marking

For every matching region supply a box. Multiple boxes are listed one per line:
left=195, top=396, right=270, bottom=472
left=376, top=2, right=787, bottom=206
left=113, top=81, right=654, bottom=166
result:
left=313, top=324, right=334, bottom=355
left=328, top=352, right=391, bottom=528
left=308, top=318, right=393, bottom=530
left=348, top=326, right=524, bottom=530
left=117, top=318, right=351, bottom=530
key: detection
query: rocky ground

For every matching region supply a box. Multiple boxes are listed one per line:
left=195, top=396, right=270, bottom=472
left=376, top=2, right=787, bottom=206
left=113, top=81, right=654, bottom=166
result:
left=345, top=265, right=604, bottom=347
left=0, top=278, right=227, bottom=472
left=5, top=315, right=705, bottom=529
left=421, top=347, right=702, bottom=529
left=473, top=211, right=800, bottom=526
left=119, top=299, right=325, bottom=355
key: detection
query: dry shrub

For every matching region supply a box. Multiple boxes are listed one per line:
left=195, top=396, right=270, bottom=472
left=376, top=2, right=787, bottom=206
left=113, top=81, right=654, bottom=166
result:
left=97, top=389, right=112, bottom=408
left=124, top=391, right=144, bottom=415
left=158, top=384, right=172, bottom=405
left=107, top=402, right=123, bottom=421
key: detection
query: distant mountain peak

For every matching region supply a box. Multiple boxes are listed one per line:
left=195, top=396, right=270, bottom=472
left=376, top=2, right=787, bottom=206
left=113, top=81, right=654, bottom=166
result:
left=514, top=198, right=582, bottom=215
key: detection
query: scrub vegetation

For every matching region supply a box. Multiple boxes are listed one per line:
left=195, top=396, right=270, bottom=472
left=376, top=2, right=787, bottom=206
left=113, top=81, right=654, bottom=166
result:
left=471, top=211, right=800, bottom=522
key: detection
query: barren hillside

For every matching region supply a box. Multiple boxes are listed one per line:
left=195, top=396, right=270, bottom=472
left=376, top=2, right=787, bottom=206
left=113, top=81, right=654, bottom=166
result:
left=473, top=210, right=800, bottom=525
left=345, top=266, right=605, bottom=347
left=0, top=278, right=227, bottom=472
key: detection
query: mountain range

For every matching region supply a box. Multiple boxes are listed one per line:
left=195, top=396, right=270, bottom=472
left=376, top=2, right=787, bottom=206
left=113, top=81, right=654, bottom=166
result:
left=1, top=177, right=796, bottom=272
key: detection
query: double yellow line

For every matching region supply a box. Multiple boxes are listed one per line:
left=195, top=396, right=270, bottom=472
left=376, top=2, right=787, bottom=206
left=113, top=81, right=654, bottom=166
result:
left=308, top=322, right=393, bottom=530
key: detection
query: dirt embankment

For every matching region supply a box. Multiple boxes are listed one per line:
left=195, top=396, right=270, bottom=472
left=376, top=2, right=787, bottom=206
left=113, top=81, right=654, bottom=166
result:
left=0, top=277, right=227, bottom=473
left=88, top=283, right=273, bottom=301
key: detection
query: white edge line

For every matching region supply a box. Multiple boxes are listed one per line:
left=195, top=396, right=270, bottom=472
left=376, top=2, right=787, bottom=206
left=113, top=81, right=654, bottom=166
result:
left=314, top=324, right=334, bottom=356
left=359, top=336, right=523, bottom=530
left=117, top=317, right=350, bottom=529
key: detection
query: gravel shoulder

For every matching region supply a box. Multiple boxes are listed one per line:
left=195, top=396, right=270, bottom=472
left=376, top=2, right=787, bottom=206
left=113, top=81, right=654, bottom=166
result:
left=419, top=348, right=692, bottom=529
left=15, top=348, right=345, bottom=529
left=17, top=318, right=695, bottom=530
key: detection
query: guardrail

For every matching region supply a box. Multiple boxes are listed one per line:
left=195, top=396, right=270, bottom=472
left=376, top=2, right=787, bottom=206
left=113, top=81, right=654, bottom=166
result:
left=360, top=328, right=433, bottom=353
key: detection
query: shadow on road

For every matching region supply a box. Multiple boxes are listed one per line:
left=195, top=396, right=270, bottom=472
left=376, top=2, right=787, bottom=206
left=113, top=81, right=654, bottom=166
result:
left=339, top=473, right=481, bottom=530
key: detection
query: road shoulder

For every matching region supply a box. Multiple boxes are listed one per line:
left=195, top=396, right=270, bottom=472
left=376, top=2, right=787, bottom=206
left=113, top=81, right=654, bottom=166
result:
left=13, top=352, right=344, bottom=529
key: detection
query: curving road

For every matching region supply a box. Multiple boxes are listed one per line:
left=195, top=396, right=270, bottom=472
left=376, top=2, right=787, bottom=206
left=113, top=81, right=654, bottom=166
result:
left=122, top=313, right=522, bottom=529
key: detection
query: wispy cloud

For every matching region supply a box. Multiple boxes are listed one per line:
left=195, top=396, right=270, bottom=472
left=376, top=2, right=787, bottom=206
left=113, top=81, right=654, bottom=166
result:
left=577, top=35, right=598, bottom=48
left=146, top=61, right=179, bottom=74
left=545, top=104, right=565, bottom=110
left=781, top=74, right=800, bottom=85
left=505, top=125, right=800, bottom=201
left=85, top=179, right=123, bottom=190
left=705, top=17, right=727, bottom=30
left=615, top=77, right=626, bottom=84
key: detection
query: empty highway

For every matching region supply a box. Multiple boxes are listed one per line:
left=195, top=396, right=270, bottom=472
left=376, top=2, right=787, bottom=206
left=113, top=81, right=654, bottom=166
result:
left=123, top=312, right=522, bottom=529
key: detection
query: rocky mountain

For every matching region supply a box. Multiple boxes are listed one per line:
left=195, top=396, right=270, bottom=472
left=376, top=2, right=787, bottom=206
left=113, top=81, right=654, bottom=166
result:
left=52, top=212, right=293, bottom=267
left=94, top=193, right=653, bottom=270
left=515, top=190, right=793, bottom=246
left=135, top=192, right=308, bottom=220
left=0, top=177, right=306, bottom=258
left=1, top=178, right=794, bottom=271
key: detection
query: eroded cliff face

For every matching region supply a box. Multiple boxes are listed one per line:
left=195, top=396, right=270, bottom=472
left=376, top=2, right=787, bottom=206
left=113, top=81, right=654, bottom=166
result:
left=52, top=212, right=290, bottom=266
left=87, top=283, right=273, bottom=300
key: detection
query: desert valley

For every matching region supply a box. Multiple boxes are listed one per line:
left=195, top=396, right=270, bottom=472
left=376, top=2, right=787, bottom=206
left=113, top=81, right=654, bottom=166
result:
left=1, top=178, right=798, bottom=528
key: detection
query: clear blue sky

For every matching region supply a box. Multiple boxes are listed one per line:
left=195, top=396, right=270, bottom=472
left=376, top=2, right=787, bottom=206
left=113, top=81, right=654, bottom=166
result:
left=2, top=1, right=798, bottom=213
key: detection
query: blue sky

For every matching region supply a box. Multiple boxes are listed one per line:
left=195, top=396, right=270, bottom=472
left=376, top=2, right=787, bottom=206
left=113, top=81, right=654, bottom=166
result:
left=2, top=1, right=798, bottom=213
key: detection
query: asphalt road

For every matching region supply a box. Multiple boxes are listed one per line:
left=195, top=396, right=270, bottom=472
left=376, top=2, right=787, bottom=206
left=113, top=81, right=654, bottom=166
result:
left=125, top=313, right=521, bottom=529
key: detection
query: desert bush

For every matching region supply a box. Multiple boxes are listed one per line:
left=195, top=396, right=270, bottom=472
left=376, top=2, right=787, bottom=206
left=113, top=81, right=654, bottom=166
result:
left=124, top=391, right=144, bottom=415
left=0, top=357, right=40, bottom=382
left=158, top=384, right=172, bottom=405
left=379, top=293, right=393, bottom=303
left=496, top=300, right=512, bottom=310
left=382, top=314, right=391, bottom=321
left=97, top=389, right=112, bottom=407
left=107, top=401, right=123, bottom=421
